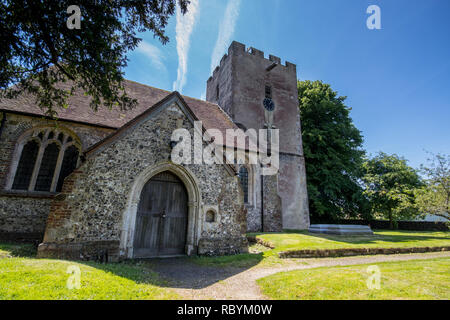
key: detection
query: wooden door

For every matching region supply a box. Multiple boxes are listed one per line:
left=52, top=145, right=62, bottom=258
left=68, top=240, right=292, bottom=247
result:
left=133, top=171, right=188, bottom=258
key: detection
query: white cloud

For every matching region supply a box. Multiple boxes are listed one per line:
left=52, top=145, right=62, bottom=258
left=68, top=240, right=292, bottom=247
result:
left=210, top=0, right=241, bottom=73
left=172, top=0, right=200, bottom=93
left=136, top=41, right=166, bottom=71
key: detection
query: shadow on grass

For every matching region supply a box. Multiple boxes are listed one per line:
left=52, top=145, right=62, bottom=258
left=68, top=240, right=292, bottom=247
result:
left=1, top=241, right=265, bottom=290
left=75, top=252, right=264, bottom=290
left=0, top=242, right=37, bottom=258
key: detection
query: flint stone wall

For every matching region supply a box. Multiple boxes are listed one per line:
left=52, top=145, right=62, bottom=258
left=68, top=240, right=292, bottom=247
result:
left=0, top=113, right=113, bottom=240
left=0, top=194, right=52, bottom=241
left=244, top=165, right=263, bottom=233
left=39, top=102, right=248, bottom=260
left=246, top=197, right=262, bottom=232
left=262, top=174, right=282, bottom=232
left=198, top=237, right=249, bottom=256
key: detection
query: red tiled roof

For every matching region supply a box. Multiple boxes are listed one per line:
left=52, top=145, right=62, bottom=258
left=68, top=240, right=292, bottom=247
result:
left=0, top=80, right=261, bottom=152
left=0, top=80, right=237, bottom=132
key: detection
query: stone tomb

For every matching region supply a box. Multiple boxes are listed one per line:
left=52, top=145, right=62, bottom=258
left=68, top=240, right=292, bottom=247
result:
left=309, top=224, right=374, bottom=235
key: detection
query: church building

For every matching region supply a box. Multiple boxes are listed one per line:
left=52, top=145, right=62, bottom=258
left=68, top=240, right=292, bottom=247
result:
left=0, top=41, right=309, bottom=261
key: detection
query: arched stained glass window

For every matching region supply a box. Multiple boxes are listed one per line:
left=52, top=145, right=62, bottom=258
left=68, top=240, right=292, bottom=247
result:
left=56, top=145, right=79, bottom=192
left=10, top=128, right=81, bottom=193
left=12, top=140, right=39, bottom=190
left=35, top=143, right=60, bottom=191
left=238, top=166, right=249, bottom=203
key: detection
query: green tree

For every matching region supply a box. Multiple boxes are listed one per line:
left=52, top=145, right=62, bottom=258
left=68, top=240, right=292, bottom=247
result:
left=298, top=80, right=368, bottom=222
left=0, top=0, right=189, bottom=117
left=362, top=152, right=423, bottom=228
left=415, top=153, right=449, bottom=221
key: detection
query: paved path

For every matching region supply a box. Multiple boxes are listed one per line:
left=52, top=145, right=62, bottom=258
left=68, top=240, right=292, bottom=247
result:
left=149, top=252, right=450, bottom=300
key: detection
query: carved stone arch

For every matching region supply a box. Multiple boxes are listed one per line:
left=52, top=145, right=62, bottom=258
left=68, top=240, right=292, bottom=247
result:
left=120, top=161, right=202, bottom=259
left=12, top=125, right=81, bottom=157
left=27, top=125, right=81, bottom=147
left=9, top=122, right=33, bottom=142
left=41, top=137, right=63, bottom=149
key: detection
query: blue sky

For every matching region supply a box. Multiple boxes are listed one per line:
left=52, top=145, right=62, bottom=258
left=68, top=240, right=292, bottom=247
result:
left=125, top=0, right=450, bottom=169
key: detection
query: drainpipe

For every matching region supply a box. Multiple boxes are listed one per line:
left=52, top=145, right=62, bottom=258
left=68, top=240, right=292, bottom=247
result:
left=260, top=166, right=264, bottom=232
left=0, top=112, right=6, bottom=140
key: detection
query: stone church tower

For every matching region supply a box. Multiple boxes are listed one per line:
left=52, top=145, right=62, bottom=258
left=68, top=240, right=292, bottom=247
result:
left=206, top=41, right=310, bottom=231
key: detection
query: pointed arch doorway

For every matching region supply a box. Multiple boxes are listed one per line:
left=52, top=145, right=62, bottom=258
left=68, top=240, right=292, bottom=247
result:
left=133, top=171, right=188, bottom=258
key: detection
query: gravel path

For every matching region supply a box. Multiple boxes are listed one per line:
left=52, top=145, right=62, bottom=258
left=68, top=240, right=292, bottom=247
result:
left=149, top=251, right=450, bottom=300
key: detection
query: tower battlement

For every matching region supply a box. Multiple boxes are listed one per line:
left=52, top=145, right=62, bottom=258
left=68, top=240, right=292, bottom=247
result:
left=206, top=37, right=303, bottom=162
left=207, top=41, right=296, bottom=83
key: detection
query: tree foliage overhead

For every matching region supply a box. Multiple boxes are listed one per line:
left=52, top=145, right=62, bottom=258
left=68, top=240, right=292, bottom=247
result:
left=362, top=152, right=423, bottom=227
left=0, top=0, right=189, bottom=117
left=298, top=80, right=368, bottom=222
left=415, top=153, right=449, bottom=221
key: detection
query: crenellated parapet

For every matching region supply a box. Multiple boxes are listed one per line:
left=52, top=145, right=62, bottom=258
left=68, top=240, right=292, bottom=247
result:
left=207, top=41, right=296, bottom=84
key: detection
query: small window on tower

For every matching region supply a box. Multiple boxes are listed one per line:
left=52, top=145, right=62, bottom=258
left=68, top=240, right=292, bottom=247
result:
left=265, top=85, right=272, bottom=99
left=216, top=84, right=220, bottom=100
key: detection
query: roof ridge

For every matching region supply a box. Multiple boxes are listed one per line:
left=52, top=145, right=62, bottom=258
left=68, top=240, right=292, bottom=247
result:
left=124, top=79, right=172, bottom=94
left=183, top=95, right=218, bottom=106
left=125, top=79, right=222, bottom=107
left=212, top=103, right=236, bottom=129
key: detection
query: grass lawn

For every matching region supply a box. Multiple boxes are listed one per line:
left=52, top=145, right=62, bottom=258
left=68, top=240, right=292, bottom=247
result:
left=0, top=244, right=180, bottom=300
left=251, top=230, right=450, bottom=255
left=257, top=257, right=450, bottom=300
left=192, top=230, right=450, bottom=267
left=1, top=230, right=449, bottom=299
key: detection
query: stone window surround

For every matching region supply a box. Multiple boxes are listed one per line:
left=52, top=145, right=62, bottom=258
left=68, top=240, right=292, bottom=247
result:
left=203, top=205, right=219, bottom=224
left=205, top=210, right=215, bottom=222
left=237, top=164, right=256, bottom=208
left=5, top=126, right=81, bottom=193
left=238, top=165, right=249, bottom=204
left=225, top=147, right=257, bottom=208
left=201, top=205, right=220, bottom=234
